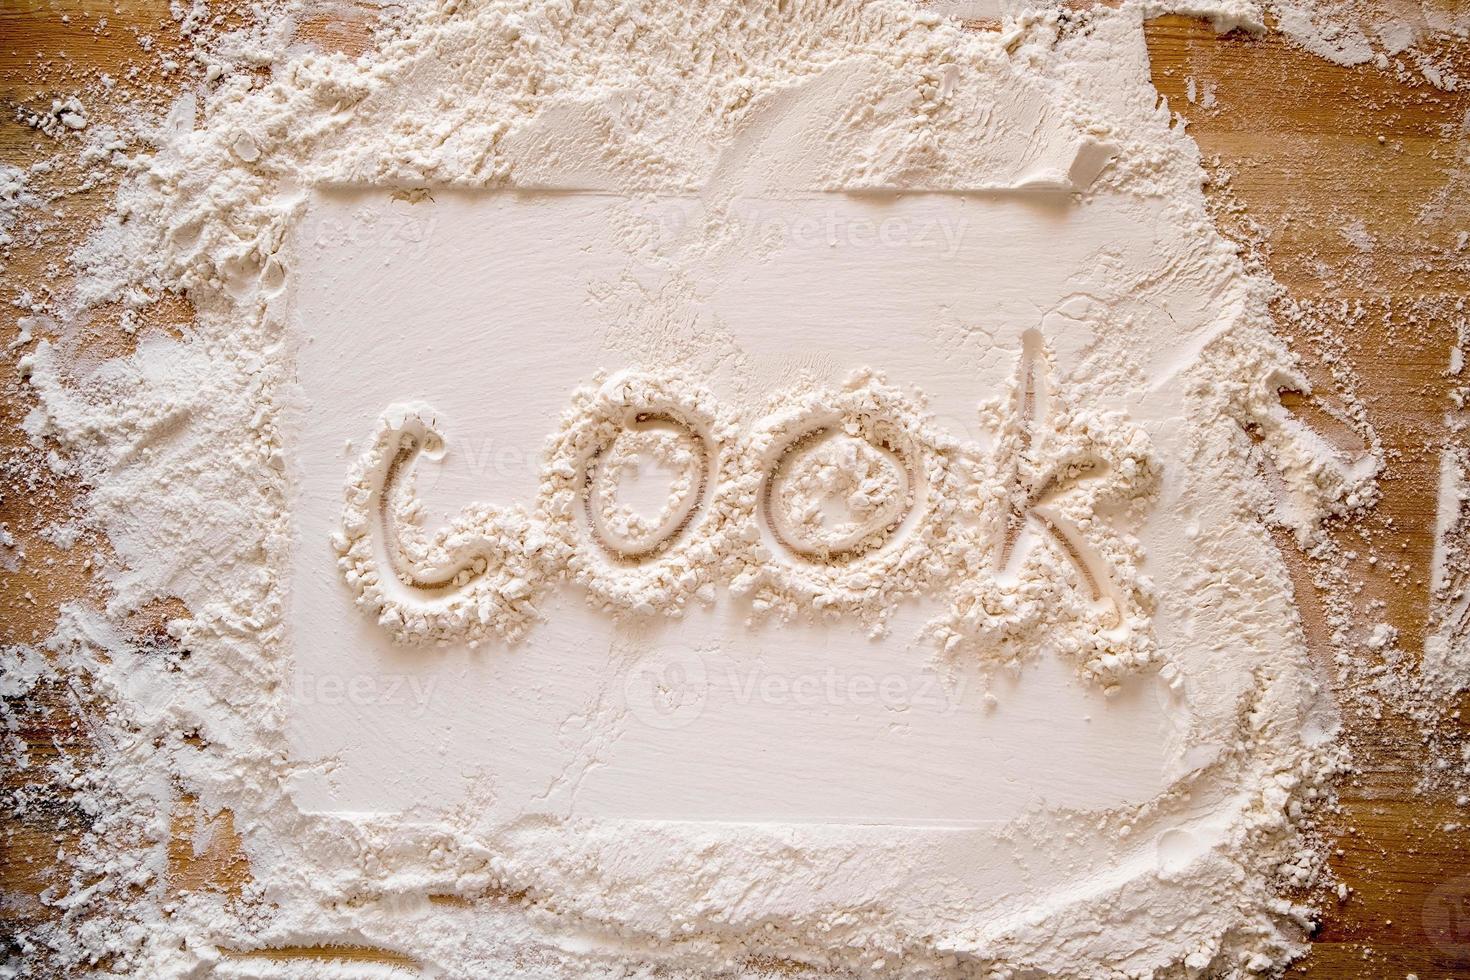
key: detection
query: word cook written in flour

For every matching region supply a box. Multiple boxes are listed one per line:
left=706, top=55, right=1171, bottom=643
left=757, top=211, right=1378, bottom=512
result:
left=334, top=331, right=1162, bottom=685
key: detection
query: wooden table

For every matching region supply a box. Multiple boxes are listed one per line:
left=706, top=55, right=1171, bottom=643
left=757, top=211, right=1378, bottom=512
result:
left=2, top=5, right=1467, bottom=976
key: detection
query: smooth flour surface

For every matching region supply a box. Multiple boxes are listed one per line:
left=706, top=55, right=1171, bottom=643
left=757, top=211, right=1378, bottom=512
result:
left=285, top=188, right=1193, bottom=823
left=11, top=0, right=1390, bottom=976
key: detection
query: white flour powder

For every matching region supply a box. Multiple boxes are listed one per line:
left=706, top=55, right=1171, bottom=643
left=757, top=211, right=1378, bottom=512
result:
left=5, top=0, right=1406, bottom=977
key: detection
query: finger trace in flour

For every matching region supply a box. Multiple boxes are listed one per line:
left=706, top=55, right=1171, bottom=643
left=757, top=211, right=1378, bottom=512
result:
left=340, top=349, right=1159, bottom=680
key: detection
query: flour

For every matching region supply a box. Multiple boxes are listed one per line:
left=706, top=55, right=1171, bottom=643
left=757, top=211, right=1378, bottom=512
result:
left=338, top=400, right=548, bottom=645
left=5, top=0, right=1414, bottom=977
left=591, top=429, right=700, bottom=546
left=931, top=328, right=1162, bottom=685
left=0, top=165, right=46, bottom=276
left=729, top=371, right=973, bottom=633
left=1269, top=0, right=1468, bottom=88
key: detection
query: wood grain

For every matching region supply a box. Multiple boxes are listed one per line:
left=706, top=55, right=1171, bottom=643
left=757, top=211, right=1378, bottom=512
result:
left=1146, top=15, right=1470, bottom=977
left=1, top=5, right=1467, bottom=976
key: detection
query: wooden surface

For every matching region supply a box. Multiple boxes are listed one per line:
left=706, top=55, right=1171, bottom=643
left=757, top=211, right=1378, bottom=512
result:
left=1146, top=16, right=1470, bottom=977
left=1, top=4, right=1468, bottom=977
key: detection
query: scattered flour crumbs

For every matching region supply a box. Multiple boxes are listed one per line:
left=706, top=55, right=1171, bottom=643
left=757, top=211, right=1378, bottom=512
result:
left=0, top=0, right=1465, bottom=978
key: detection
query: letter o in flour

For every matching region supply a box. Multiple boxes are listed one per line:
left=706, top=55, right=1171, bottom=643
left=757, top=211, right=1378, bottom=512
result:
left=737, top=379, right=967, bottom=615
left=763, top=422, right=915, bottom=560
left=537, top=370, right=744, bottom=615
